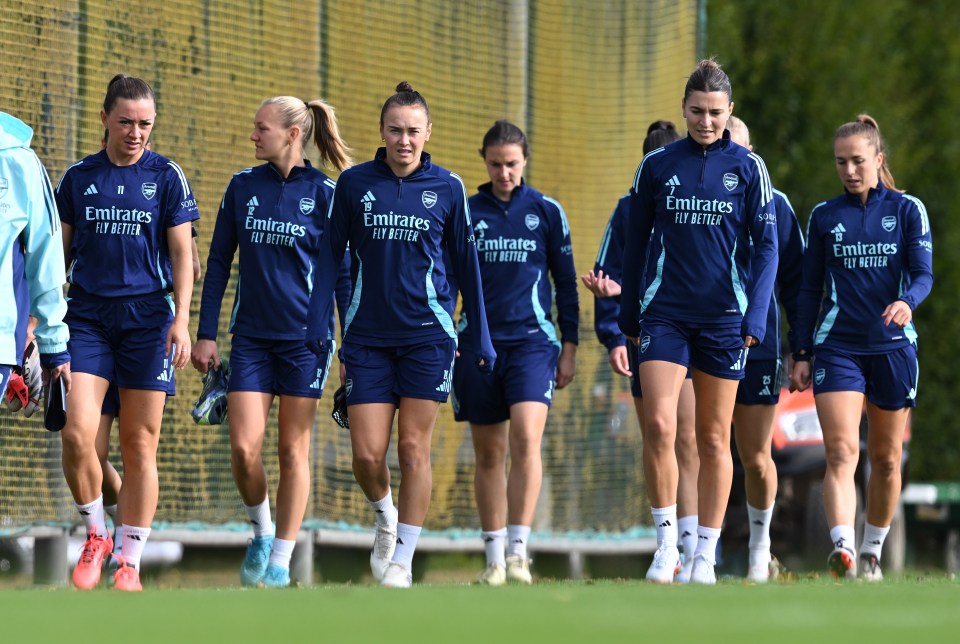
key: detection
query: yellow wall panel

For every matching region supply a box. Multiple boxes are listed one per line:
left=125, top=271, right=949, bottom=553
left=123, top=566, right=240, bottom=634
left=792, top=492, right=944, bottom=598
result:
left=0, top=0, right=696, bottom=534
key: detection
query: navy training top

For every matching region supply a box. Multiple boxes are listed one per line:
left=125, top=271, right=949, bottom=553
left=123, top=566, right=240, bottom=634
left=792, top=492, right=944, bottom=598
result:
left=796, top=181, right=933, bottom=355
left=198, top=161, right=347, bottom=344
left=618, top=133, right=779, bottom=342
left=458, top=181, right=578, bottom=347
left=306, top=148, right=495, bottom=371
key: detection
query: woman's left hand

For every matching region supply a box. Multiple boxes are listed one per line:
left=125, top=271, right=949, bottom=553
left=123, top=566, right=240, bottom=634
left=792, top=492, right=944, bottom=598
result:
left=881, top=299, right=913, bottom=328
left=555, top=342, right=577, bottom=389
left=166, top=319, right=191, bottom=369
left=743, top=335, right=759, bottom=348
left=789, top=358, right=812, bottom=392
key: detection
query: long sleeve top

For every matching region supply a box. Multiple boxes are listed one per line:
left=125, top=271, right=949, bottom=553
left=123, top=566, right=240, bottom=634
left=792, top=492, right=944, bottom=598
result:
left=796, top=182, right=933, bottom=354
left=198, top=162, right=346, bottom=343
left=458, top=181, right=578, bottom=347
left=306, top=148, right=495, bottom=370
left=0, top=111, right=69, bottom=364
left=618, top=133, right=778, bottom=342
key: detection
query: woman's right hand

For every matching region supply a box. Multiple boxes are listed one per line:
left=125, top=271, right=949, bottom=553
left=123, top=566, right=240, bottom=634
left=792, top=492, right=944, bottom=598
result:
left=580, top=270, right=622, bottom=298
left=192, top=339, right=220, bottom=373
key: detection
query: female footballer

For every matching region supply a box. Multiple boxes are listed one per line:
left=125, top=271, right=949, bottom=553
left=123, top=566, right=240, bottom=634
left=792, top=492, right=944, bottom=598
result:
left=56, top=74, right=199, bottom=591
left=726, top=115, right=805, bottom=583
left=618, top=60, right=779, bottom=585
left=454, top=120, right=578, bottom=585
left=791, top=114, right=932, bottom=581
left=305, top=82, right=496, bottom=588
left=192, top=95, right=352, bottom=588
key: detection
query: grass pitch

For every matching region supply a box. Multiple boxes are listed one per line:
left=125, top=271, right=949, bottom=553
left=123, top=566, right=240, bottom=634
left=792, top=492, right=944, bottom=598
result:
left=3, top=576, right=959, bottom=643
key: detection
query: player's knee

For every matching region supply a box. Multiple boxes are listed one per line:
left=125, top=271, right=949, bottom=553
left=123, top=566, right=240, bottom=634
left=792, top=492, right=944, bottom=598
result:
left=231, top=442, right=261, bottom=472
left=396, top=440, right=430, bottom=473
left=60, top=428, right=94, bottom=460
left=474, top=446, right=505, bottom=470
left=740, top=451, right=771, bottom=477
left=352, top=451, right=385, bottom=474
left=824, top=442, right=859, bottom=471
left=277, top=443, right=307, bottom=474
left=118, top=454, right=156, bottom=476
left=508, top=436, right=540, bottom=463
left=696, top=431, right=730, bottom=460
left=870, top=454, right=900, bottom=480
left=642, top=416, right=676, bottom=448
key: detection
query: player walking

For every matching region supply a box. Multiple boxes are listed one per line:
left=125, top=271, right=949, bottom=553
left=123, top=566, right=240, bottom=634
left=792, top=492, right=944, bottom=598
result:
left=193, top=96, right=351, bottom=587
left=618, top=60, right=779, bottom=585
left=791, top=114, right=932, bottom=581
left=306, top=82, right=495, bottom=588
left=582, top=121, right=702, bottom=583
left=454, top=120, right=578, bottom=585
left=55, top=74, right=198, bottom=591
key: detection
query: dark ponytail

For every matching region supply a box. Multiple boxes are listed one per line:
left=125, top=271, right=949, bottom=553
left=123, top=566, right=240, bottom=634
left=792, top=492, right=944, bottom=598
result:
left=379, top=81, right=430, bottom=125
left=103, top=74, right=155, bottom=114
left=683, top=59, right=732, bottom=103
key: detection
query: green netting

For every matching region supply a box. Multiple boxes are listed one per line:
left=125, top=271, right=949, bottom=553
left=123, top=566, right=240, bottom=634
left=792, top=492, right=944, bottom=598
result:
left=0, top=1, right=697, bottom=537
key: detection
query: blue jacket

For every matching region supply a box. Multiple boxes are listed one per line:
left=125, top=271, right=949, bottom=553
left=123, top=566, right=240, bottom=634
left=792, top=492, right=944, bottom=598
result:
left=459, top=181, right=578, bottom=347
left=618, top=133, right=779, bottom=341
left=56, top=149, right=199, bottom=298
left=750, top=189, right=805, bottom=360
left=595, top=188, right=801, bottom=359
left=198, top=162, right=347, bottom=343
left=307, top=149, right=495, bottom=371
left=796, top=182, right=933, bottom=354
left=0, top=112, right=69, bottom=366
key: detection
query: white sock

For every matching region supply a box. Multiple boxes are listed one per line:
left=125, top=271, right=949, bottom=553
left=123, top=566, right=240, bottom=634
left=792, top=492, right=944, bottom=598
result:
left=830, top=524, right=856, bottom=553
left=651, top=505, right=678, bottom=548
left=370, top=489, right=398, bottom=528
left=104, top=503, right=118, bottom=522
left=392, top=523, right=421, bottom=568
left=860, top=523, right=890, bottom=560
left=678, top=515, right=698, bottom=559
left=121, top=525, right=151, bottom=570
left=76, top=495, right=109, bottom=539
left=507, top=525, right=531, bottom=559
left=244, top=497, right=274, bottom=537
left=482, top=528, right=507, bottom=567
left=694, top=525, right=722, bottom=565
left=747, top=502, right=774, bottom=554
left=268, top=537, right=296, bottom=569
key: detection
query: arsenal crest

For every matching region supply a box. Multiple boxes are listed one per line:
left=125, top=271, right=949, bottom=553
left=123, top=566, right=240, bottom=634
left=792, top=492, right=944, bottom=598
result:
left=422, top=191, right=438, bottom=208
left=300, top=197, right=315, bottom=215
left=640, top=335, right=651, bottom=354
left=141, top=182, right=157, bottom=199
